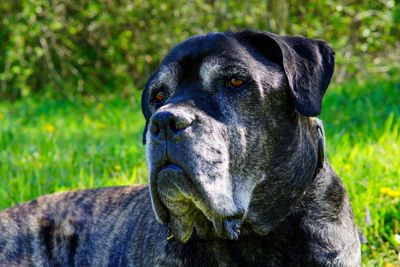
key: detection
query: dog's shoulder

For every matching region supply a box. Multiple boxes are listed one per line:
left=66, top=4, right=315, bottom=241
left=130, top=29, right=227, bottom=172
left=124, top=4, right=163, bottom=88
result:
left=296, top=163, right=361, bottom=266
left=0, top=185, right=159, bottom=266
left=2, top=185, right=148, bottom=222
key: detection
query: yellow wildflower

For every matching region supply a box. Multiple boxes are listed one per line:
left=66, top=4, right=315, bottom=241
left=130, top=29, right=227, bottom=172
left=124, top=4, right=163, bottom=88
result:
left=44, top=123, right=56, bottom=133
left=387, top=190, right=400, bottom=198
left=380, top=187, right=400, bottom=198
left=380, top=187, right=392, bottom=194
left=114, top=165, right=122, bottom=172
left=0, top=112, right=4, bottom=121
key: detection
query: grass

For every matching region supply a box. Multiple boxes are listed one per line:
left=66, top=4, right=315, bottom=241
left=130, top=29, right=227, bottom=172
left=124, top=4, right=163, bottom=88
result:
left=321, top=79, right=400, bottom=266
left=0, top=79, right=399, bottom=266
left=0, top=94, right=147, bottom=206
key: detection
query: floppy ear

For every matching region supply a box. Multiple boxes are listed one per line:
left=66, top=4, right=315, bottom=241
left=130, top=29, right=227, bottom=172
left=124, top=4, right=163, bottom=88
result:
left=313, top=118, right=326, bottom=170
left=234, top=31, right=335, bottom=116
left=141, top=87, right=151, bottom=145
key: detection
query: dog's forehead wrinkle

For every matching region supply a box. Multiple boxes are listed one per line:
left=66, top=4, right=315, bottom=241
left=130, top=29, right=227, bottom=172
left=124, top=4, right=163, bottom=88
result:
left=250, top=60, right=285, bottom=94
left=148, top=63, right=180, bottom=92
left=199, top=57, right=222, bottom=90
left=199, top=56, right=252, bottom=90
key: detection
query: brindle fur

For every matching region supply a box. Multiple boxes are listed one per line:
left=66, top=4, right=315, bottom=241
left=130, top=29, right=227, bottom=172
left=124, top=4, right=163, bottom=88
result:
left=0, top=31, right=361, bottom=266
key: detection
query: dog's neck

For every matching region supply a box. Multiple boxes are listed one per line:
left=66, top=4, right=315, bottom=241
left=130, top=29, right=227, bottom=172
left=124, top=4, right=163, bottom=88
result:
left=241, top=115, right=322, bottom=235
left=166, top=170, right=350, bottom=266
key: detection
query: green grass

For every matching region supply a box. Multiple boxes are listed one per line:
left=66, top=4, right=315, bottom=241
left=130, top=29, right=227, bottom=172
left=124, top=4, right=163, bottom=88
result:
left=0, top=94, right=147, bottom=206
left=0, top=79, right=399, bottom=265
left=321, top=79, right=400, bottom=266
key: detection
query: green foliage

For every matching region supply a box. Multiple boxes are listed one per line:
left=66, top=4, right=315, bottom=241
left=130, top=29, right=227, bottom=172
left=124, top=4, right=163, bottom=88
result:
left=0, top=0, right=399, bottom=100
left=285, top=0, right=400, bottom=83
left=1, top=78, right=399, bottom=264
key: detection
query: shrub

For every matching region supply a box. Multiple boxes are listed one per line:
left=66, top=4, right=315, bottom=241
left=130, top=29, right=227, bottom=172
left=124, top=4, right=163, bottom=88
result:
left=0, top=0, right=398, bottom=100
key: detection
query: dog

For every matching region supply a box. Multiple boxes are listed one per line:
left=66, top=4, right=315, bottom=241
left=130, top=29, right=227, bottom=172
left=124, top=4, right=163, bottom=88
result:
left=0, top=31, right=361, bottom=266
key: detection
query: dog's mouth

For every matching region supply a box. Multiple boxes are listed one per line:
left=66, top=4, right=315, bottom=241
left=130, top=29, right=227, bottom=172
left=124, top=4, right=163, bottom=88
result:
left=153, top=161, right=243, bottom=243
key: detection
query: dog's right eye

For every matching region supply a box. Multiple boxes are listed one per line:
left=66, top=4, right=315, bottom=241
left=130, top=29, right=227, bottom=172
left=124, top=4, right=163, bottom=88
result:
left=226, top=77, right=246, bottom=89
left=154, top=91, right=166, bottom=102
left=228, top=78, right=244, bottom=88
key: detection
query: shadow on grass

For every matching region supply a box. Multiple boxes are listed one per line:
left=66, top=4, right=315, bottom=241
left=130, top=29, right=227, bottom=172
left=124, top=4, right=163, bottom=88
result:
left=322, top=79, right=400, bottom=143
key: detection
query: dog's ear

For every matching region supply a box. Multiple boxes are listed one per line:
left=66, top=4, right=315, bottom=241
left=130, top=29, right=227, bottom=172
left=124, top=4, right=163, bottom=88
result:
left=141, top=87, right=151, bottom=145
left=313, top=118, right=326, bottom=170
left=234, top=31, right=335, bottom=116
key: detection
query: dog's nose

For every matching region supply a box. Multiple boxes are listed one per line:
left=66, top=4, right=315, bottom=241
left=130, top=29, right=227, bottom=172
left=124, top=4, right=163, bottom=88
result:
left=150, top=111, right=193, bottom=141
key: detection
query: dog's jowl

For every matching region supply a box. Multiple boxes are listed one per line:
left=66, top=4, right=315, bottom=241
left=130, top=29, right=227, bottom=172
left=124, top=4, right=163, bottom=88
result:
left=0, top=31, right=361, bottom=266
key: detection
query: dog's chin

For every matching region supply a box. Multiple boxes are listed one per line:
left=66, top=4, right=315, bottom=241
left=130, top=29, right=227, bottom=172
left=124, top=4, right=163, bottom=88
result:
left=155, top=164, right=210, bottom=242
left=166, top=205, right=243, bottom=243
left=155, top=165, right=242, bottom=243
left=167, top=206, right=211, bottom=243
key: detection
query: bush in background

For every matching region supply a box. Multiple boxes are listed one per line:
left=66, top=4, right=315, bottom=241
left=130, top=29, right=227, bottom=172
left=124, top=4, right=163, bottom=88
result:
left=0, top=0, right=399, bottom=100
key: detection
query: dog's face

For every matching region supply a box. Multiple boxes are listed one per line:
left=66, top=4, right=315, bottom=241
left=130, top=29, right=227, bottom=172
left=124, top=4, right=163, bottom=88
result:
left=142, top=31, right=334, bottom=242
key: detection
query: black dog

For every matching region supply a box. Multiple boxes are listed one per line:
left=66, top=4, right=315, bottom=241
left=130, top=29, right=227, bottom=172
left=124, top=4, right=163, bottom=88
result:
left=0, top=31, right=361, bottom=266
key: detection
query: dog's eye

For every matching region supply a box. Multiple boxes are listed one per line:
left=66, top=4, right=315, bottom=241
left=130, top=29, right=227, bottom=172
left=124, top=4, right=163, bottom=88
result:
left=227, top=78, right=245, bottom=88
left=153, top=91, right=166, bottom=103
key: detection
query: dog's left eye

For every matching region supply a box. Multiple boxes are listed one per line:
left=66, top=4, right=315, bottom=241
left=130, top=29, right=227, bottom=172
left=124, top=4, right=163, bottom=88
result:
left=227, top=78, right=245, bottom=88
left=153, top=91, right=166, bottom=103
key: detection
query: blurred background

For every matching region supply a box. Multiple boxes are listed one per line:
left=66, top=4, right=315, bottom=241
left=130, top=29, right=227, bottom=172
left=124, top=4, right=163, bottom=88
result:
left=0, top=0, right=399, bottom=99
left=0, top=0, right=399, bottom=265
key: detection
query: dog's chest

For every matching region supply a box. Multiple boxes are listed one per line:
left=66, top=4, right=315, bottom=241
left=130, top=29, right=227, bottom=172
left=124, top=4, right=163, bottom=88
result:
left=155, top=230, right=310, bottom=267
left=227, top=235, right=309, bottom=267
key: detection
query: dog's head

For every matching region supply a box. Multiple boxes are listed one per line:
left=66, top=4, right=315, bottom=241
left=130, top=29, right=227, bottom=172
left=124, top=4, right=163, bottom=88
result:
left=142, top=31, right=334, bottom=242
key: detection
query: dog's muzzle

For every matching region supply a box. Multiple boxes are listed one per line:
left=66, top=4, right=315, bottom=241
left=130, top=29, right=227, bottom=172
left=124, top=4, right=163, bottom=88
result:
left=147, top=109, right=244, bottom=243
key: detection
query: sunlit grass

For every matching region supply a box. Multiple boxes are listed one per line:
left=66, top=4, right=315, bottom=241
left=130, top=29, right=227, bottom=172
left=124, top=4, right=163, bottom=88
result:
left=0, top=79, right=399, bottom=265
left=0, top=94, right=147, bottom=208
left=322, top=79, right=400, bottom=265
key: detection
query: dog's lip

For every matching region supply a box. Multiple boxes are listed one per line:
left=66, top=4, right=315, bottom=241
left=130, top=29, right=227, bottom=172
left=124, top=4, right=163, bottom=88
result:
left=154, top=159, right=245, bottom=222
left=154, top=157, right=184, bottom=173
left=158, top=162, right=182, bottom=172
left=152, top=159, right=245, bottom=240
left=153, top=159, right=214, bottom=219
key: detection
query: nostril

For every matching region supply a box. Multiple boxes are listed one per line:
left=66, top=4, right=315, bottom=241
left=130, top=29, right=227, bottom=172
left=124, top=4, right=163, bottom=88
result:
left=150, top=120, right=160, bottom=135
left=172, top=117, right=192, bottom=132
left=150, top=111, right=194, bottom=140
left=169, top=120, right=178, bottom=133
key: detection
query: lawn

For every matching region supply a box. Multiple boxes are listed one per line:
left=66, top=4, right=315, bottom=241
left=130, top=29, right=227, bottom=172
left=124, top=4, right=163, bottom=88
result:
left=0, top=78, right=399, bottom=265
